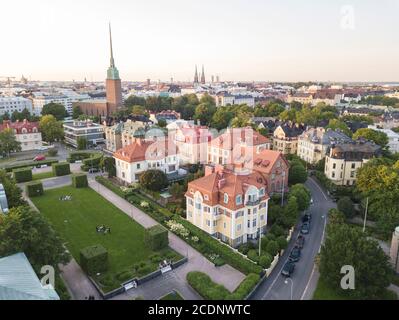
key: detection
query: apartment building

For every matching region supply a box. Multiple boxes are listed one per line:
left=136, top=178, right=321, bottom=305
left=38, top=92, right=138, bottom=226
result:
left=324, top=140, right=381, bottom=186
left=208, top=127, right=271, bottom=166
left=31, top=94, right=71, bottom=116
left=215, top=93, right=255, bottom=107
left=0, top=97, right=33, bottom=116
left=185, top=165, right=269, bottom=248
left=0, top=120, right=42, bottom=151
left=368, top=125, right=399, bottom=153
left=297, top=127, right=351, bottom=164
left=273, top=123, right=305, bottom=155
left=63, top=119, right=105, bottom=148
left=113, top=138, right=179, bottom=184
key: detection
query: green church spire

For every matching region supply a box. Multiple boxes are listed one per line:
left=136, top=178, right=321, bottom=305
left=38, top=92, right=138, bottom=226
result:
left=107, top=23, right=120, bottom=80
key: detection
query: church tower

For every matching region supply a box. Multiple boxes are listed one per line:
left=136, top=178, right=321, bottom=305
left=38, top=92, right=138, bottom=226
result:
left=106, top=23, right=123, bottom=116
left=194, top=65, right=199, bottom=84
left=200, top=65, right=205, bottom=84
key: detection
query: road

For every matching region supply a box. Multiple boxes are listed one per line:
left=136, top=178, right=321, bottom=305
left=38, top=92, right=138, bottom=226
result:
left=250, top=177, right=336, bottom=300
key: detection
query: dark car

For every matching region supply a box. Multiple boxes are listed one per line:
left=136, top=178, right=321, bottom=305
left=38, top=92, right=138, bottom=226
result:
left=295, top=235, right=305, bottom=249
left=281, top=261, right=295, bottom=277
left=301, top=222, right=310, bottom=235
left=302, top=214, right=310, bottom=223
left=289, top=247, right=301, bottom=262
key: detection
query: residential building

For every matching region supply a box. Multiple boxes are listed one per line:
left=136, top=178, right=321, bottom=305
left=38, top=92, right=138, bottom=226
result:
left=31, top=94, right=71, bottom=116
left=368, top=125, right=399, bottom=153
left=390, top=226, right=399, bottom=273
left=113, top=138, right=179, bottom=184
left=0, top=183, right=9, bottom=214
left=215, top=93, right=255, bottom=107
left=286, top=92, right=314, bottom=104
left=208, top=127, right=271, bottom=166
left=185, top=164, right=269, bottom=248
left=0, top=97, right=33, bottom=116
left=324, top=140, right=381, bottom=186
left=74, top=24, right=123, bottom=118
left=0, top=252, right=59, bottom=300
left=297, top=128, right=351, bottom=164
left=273, top=123, right=305, bottom=155
left=0, top=120, right=42, bottom=151
left=149, top=110, right=180, bottom=125
left=63, top=119, right=105, bottom=148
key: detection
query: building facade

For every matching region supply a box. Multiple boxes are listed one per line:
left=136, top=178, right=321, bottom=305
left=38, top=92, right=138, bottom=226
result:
left=273, top=123, right=305, bottom=155
left=31, top=94, right=71, bottom=116
left=215, top=94, right=255, bottom=107
left=113, top=138, right=179, bottom=184
left=0, top=120, right=42, bottom=151
left=185, top=165, right=269, bottom=248
left=324, top=140, right=381, bottom=186
left=0, top=97, right=33, bottom=116
left=297, top=127, right=351, bottom=164
left=63, top=120, right=105, bottom=148
left=368, top=125, right=399, bottom=154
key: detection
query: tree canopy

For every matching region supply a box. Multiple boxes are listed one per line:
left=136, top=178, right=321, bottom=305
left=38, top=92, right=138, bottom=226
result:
left=0, top=128, right=21, bottom=157
left=353, top=128, right=388, bottom=147
left=41, top=102, right=68, bottom=121
left=39, top=115, right=64, bottom=143
left=139, top=169, right=168, bottom=191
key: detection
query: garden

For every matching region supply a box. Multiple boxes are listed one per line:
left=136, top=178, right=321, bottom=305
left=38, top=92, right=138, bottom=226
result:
left=30, top=185, right=182, bottom=293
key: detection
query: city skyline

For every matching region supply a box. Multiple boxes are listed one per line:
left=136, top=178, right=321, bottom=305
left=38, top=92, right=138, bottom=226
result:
left=1, top=0, right=399, bottom=82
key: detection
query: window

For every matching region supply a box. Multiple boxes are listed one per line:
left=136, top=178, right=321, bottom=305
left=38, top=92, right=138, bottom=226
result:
left=224, top=222, right=227, bottom=229
left=204, top=194, right=209, bottom=201
left=332, top=163, right=336, bottom=169
left=206, top=220, right=210, bottom=227
left=235, top=211, right=244, bottom=218
left=137, top=163, right=141, bottom=169
left=253, top=219, right=257, bottom=227
left=224, top=193, right=229, bottom=204
left=351, top=163, right=356, bottom=169
left=237, top=224, right=242, bottom=232
left=260, top=214, right=264, bottom=221
left=350, top=171, right=355, bottom=178
left=259, top=188, right=265, bottom=196
left=247, top=220, right=251, bottom=228
left=188, top=199, right=193, bottom=206
left=203, top=206, right=210, bottom=213
left=236, top=195, right=242, bottom=205
left=332, top=172, right=335, bottom=178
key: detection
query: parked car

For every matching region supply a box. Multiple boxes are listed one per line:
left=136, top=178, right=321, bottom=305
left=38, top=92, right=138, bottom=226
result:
left=289, top=247, right=301, bottom=262
left=302, top=211, right=312, bottom=223
left=310, top=198, right=314, bottom=205
left=281, top=261, right=295, bottom=277
left=295, top=235, right=305, bottom=249
left=301, top=222, right=310, bottom=235
left=33, top=155, right=46, bottom=161
left=88, top=168, right=100, bottom=173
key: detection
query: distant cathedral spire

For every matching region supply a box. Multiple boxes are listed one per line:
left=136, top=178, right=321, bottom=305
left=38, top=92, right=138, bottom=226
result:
left=200, top=65, right=205, bottom=84
left=194, top=65, right=199, bottom=84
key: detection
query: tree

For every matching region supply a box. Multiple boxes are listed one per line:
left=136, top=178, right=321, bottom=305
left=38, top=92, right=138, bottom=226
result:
left=131, top=105, right=147, bottom=116
left=72, top=105, right=83, bottom=119
left=326, top=119, right=352, bottom=137
left=39, top=115, right=64, bottom=143
left=194, top=103, right=216, bottom=126
left=124, top=95, right=146, bottom=108
left=77, top=137, right=87, bottom=150
left=101, top=157, right=116, bottom=177
left=289, top=184, right=311, bottom=211
left=0, top=206, right=70, bottom=272
left=319, top=223, right=392, bottom=299
left=11, top=108, right=32, bottom=122
left=139, top=169, right=168, bottom=191
left=0, top=128, right=21, bottom=157
left=284, top=196, right=299, bottom=226
left=211, top=107, right=234, bottom=130
left=337, top=196, right=355, bottom=218
left=288, top=164, right=307, bottom=185
left=41, top=102, right=68, bottom=121
left=157, top=119, right=167, bottom=128
left=0, top=170, right=26, bottom=208
left=353, top=128, right=389, bottom=147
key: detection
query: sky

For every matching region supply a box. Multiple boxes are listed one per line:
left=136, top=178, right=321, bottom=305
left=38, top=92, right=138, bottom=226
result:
left=1, top=0, right=399, bottom=82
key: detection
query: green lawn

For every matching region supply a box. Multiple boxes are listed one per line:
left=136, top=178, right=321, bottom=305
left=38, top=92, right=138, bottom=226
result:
left=160, top=291, right=184, bottom=300
left=31, top=186, right=181, bottom=292
left=32, top=171, right=55, bottom=180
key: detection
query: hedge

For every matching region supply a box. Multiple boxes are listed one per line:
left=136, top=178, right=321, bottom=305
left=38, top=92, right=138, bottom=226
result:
left=95, top=176, right=127, bottom=198
left=67, top=151, right=95, bottom=163
left=80, top=245, right=108, bottom=276
left=72, top=173, right=88, bottom=188
left=52, top=162, right=71, bottom=176
left=5, top=159, right=59, bottom=172
left=26, top=181, right=44, bottom=197
left=144, top=225, right=169, bottom=250
left=187, top=272, right=261, bottom=300
left=82, top=153, right=103, bottom=168
left=13, top=168, right=32, bottom=183
left=187, top=272, right=230, bottom=300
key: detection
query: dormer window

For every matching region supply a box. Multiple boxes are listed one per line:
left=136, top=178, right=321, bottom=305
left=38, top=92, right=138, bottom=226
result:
left=259, top=188, right=265, bottom=196
left=236, top=195, right=242, bottom=205
left=224, top=193, right=229, bottom=204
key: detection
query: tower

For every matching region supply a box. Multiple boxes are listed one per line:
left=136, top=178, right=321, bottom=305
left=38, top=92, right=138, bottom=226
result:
left=200, top=65, right=205, bottom=84
left=106, top=23, right=123, bottom=116
left=194, top=65, right=199, bottom=84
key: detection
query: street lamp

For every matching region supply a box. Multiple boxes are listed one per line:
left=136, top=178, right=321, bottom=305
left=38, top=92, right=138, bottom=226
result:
left=284, top=278, right=293, bottom=300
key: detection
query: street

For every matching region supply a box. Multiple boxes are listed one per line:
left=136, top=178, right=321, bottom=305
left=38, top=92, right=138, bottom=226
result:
left=250, top=177, right=336, bottom=300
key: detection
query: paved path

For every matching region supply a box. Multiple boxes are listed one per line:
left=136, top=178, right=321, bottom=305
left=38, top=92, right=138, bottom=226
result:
left=88, top=178, right=246, bottom=294
left=250, top=177, right=336, bottom=300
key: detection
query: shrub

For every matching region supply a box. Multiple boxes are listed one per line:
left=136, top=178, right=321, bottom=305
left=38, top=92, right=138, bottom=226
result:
left=82, top=153, right=103, bottom=169
left=26, top=181, right=44, bottom=197
left=289, top=164, right=307, bottom=185
left=259, top=254, right=273, bottom=269
left=228, top=273, right=260, bottom=300
left=52, top=162, right=70, bottom=176
left=276, top=236, right=288, bottom=251
left=269, top=224, right=286, bottom=238
left=238, top=242, right=254, bottom=255
left=5, top=159, right=58, bottom=172
left=72, top=173, right=88, bottom=188
left=266, top=240, right=279, bottom=257
left=187, top=272, right=230, bottom=300
left=247, top=249, right=260, bottom=263
left=80, top=245, right=108, bottom=275
left=95, top=176, right=127, bottom=198
left=13, top=168, right=32, bottom=182
left=337, top=196, right=355, bottom=218
left=144, top=225, right=169, bottom=250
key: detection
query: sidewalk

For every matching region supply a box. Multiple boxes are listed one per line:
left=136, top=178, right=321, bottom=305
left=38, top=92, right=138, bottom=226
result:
left=88, top=178, right=246, bottom=293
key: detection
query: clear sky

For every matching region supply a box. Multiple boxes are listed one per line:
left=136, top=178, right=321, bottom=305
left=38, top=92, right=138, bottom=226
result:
left=1, top=0, right=399, bottom=82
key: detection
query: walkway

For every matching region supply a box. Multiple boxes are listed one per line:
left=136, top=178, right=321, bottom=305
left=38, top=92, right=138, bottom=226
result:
left=88, top=178, right=246, bottom=293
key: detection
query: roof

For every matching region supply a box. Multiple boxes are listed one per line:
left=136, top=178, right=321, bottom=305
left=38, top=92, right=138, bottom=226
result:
left=210, top=127, right=270, bottom=150
left=0, top=253, right=59, bottom=300
left=299, top=127, right=351, bottom=145
left=0, top=120, right=40, bottom=134
left=114, top=138, right=177, bottom=163
left=276, top=123, right=306, bottom=138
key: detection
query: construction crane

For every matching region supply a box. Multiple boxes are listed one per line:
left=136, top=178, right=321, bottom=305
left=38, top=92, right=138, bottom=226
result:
left=0, top=76, right=16, bottom=87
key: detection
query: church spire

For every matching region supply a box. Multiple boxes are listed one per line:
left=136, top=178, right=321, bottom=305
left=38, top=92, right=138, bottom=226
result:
left=200, top=65, right=205, bottom=84
left=107, top=23, right=120, bottom=80
left=194, top=65, right=199, bottom=84
left=109, top=23, right=115, bottom=68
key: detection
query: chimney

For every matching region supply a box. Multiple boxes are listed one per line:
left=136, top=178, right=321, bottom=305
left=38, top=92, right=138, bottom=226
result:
left=218, top=178, right=226, bottom=189
left=204, top=165, right=215, bottom=176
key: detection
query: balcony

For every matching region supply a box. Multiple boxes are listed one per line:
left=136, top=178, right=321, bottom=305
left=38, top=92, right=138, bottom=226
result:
left=245, top=199, right=260, bottom=206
